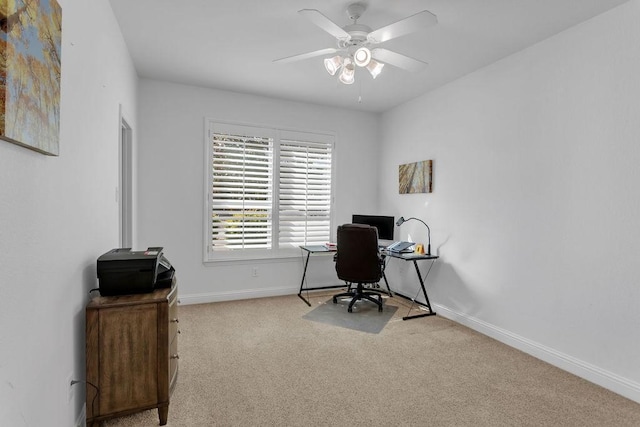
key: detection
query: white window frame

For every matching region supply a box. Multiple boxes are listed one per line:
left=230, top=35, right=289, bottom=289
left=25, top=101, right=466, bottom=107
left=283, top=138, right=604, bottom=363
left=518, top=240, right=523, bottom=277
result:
left=203, top=119, right=336, bottom=262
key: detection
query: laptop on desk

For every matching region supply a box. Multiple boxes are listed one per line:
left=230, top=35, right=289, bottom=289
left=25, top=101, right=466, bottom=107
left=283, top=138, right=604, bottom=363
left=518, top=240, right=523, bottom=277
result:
left=385, top=241, right=414, bottom=253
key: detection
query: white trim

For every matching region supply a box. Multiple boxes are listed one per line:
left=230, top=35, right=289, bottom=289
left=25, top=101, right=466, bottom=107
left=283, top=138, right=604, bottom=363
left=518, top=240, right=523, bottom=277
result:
left=118, top=105, right=133, bottom=248
left=178, top=287, right=300, bottom=305
left=204, top=117, right=337, bottom=142
left=202, top=251, right=302, bottom=265
left=178, top=279, right=340, bottom=305
left=203, top=118, right=210, bottom=262
left=202, top=253, right=298, bottom=264
left=433, top=303, right=640, bottom=403
left=273, top=131, right=281, bottom=252
left=75, top=404, right=86, bottom=427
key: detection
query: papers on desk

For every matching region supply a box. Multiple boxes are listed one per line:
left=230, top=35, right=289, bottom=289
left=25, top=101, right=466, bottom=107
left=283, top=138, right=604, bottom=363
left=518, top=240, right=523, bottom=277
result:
left=324, top=242, right=337, bottom=251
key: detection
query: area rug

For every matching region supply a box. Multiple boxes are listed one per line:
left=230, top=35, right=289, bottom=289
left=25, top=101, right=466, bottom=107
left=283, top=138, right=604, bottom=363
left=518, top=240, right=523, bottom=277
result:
left=302, top=297, right=398, bottom=334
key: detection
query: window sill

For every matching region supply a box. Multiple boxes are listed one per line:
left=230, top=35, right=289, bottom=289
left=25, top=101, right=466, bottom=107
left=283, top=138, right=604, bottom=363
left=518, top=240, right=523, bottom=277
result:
left=203, top=248, right=306, bottom=266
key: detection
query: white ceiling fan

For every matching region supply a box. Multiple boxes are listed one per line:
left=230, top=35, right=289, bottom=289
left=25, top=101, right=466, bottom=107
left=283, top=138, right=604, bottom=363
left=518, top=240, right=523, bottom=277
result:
left=274, top=2, right=438, bottom=84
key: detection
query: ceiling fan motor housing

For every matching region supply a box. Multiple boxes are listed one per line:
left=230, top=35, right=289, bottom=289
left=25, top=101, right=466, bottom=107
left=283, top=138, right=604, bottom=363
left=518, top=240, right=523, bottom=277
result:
left=346, top=2, right=367, bottom=21
left=339, top=24, right=371, bottom=48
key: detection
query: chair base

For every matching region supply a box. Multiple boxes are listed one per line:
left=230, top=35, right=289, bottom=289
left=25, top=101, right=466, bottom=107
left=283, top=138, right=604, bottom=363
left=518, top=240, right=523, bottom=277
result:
left=333, top=283, right=383, bottom=313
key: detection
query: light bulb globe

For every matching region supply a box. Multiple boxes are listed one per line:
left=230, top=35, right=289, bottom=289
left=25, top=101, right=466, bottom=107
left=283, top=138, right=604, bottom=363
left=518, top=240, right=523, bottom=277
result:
left=324, top=56, right=343, bottom=76
left=353, top=47, right=371, bottom=67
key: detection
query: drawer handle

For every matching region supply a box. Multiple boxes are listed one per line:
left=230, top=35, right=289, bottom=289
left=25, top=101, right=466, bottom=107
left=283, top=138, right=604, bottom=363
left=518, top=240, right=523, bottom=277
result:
left=171, top=354, right=179, bottom=360
left=171, top=318, right=179, bottom=323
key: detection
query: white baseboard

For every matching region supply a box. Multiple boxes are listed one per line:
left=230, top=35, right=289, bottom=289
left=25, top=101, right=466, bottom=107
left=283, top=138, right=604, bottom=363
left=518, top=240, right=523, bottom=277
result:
left=75, top=405, right=86, bottom=427
left=178, top=281, right=345, bottom=305
left=433, top=303, right=640, bottom=404
left=178, top=286, right=300, bottom=305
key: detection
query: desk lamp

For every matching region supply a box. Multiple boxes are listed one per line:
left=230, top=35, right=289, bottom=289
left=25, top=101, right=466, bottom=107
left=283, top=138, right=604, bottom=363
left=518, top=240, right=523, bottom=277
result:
left=396, top=216, right=431, bottom=255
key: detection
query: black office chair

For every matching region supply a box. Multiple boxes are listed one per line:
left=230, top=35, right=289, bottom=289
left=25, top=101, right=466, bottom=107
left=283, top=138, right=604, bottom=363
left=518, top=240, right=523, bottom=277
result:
left=332, top=224, right=384, bottom=313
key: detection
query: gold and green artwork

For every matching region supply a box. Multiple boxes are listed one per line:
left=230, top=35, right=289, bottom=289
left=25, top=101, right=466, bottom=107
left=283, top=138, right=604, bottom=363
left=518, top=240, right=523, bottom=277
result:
left=1, top=0, right=62, bottom=155
left=399, top=159, right=433, bottom=194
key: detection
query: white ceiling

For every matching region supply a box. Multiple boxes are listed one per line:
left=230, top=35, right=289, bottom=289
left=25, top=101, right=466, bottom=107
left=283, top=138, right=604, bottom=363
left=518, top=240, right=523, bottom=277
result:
left=108, top=0, right=629, bottom=113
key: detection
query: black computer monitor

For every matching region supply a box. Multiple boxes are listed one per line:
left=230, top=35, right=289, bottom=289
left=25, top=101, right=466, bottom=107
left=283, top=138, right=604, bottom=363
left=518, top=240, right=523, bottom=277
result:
left=351, top=214, right=395, bottom=241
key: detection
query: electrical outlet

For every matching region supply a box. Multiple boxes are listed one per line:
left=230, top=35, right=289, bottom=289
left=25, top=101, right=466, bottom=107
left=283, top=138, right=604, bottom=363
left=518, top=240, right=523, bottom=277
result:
left=251, top=267, right=258, bottom=277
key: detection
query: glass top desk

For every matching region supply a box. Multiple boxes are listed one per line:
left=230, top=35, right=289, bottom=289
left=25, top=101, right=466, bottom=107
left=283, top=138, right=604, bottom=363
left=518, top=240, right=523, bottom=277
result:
left=297, top=245, right=340, bottom=306
left=297, top=245, right=392, bottom=307
left=381, top=250, right=439, bottom=320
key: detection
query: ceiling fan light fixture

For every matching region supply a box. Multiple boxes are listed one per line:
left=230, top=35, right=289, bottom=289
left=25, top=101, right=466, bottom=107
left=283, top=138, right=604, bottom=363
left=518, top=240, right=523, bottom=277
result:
left=324, top=55, right=343, bottom=76
left=280, top=6, right=438, bottom=90
left=353, top=47, right=371, bottom=67
left=366, top=59, right=384, bottom=79
left=338, top=58, right=355, bottom=84
left=339, top=69, right=355, bottom=85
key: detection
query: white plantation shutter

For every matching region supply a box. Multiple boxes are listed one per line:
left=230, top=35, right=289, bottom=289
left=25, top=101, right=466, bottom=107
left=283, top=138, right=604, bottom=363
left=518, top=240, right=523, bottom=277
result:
left=206, top=122, right=334, bottom=259
left=279, top=138, right=333, bottom=248
left=209, top=125, right=274, bottom=251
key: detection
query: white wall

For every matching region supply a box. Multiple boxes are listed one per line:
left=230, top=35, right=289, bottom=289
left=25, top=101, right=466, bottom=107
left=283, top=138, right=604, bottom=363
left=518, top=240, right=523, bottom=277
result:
left=379, top=0, right=640, bottom=402
left=0, top=0, right=138, bottom=425
left=137, top=80, right=380, bottom=303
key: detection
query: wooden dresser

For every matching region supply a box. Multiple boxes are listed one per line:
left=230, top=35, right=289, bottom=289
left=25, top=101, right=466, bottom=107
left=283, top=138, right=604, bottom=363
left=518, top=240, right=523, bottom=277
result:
left=86, top=278, right=178, bottom=426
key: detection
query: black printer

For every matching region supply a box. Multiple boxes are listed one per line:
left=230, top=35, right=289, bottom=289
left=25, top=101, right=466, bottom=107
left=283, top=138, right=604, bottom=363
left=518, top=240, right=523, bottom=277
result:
left=97, top=247, right=175, bottom=296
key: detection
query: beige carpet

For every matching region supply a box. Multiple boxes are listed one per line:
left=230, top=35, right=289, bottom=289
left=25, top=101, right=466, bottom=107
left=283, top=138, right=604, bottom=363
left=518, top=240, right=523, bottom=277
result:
left=105, top=292, right=640, bottom=426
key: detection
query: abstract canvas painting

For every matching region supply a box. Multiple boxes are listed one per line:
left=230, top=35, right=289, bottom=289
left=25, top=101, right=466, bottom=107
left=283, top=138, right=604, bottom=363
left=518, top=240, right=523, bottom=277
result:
left=399, top=159, right=433, bottom=194
left=1, top=0, right=62, bottom=155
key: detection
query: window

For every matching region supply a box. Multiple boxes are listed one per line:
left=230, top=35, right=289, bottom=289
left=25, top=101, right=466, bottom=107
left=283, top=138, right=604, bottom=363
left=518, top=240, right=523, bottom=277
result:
left=278, top=137, right=333, bottom=249
left=205, top=121, right=334, bottom=260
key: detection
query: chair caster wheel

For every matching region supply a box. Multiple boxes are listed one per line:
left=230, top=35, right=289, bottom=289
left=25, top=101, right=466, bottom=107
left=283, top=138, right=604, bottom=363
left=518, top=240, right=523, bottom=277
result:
left=348, top=307, right=353, bottom=313
left=378, top=306, right=383, bottom=312
left=332, top=297, right=337, bottom=304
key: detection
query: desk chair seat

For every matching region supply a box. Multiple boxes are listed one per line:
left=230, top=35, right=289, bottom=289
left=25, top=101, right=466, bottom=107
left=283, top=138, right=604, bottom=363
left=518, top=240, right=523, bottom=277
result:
left=332, top=224, right=384, bottom=313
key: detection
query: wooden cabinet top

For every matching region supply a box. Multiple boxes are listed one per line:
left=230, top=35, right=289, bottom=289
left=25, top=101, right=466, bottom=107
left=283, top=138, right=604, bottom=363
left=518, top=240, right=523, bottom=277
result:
left=88, top=278, right=177, bottom=309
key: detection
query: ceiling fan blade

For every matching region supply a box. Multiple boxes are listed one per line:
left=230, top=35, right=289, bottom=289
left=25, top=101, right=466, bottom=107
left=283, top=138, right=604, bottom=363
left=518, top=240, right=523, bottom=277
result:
left=274, top=48, right=339, bottom=64
left=371, top=48, right=428, bottom=72
left=367, top=10, right=437, bottom=44
left=299, top=9, right=351, bottom=41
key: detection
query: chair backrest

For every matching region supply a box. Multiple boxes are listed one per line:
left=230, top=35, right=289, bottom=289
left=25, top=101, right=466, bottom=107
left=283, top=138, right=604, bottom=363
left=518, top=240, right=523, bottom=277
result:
left=335, top=224, right=382, bottom=283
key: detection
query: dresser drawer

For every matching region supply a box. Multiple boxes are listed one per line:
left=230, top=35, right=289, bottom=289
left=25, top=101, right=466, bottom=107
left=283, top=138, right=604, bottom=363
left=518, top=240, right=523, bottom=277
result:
left=168, top=288, right=179, bottom=338
left=169, top=333, right=179, bottom=393
left=167, top=285, right=179, bottom=394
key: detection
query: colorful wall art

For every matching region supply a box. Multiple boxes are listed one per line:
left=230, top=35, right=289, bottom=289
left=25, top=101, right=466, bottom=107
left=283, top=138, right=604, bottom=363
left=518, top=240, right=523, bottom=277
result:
left=399, top=159, right=433, bottom=194
left=1, top=0, right=62, bottom=155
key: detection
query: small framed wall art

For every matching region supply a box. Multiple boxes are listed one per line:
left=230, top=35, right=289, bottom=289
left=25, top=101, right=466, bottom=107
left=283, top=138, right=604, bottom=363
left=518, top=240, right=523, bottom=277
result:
left=1, top=0, right=62, bottom=156
left=399, top=159, right=433, bottom=194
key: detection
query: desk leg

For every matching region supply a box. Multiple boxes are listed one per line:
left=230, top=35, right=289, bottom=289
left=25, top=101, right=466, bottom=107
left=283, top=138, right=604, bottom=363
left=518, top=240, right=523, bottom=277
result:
left=382, top=270, right=393, bottom=297
left=402, top=259, right=436, bottom=320
left=298, top=251, right=312, bottom=306
left=379, top=255, right=393, bottom=297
